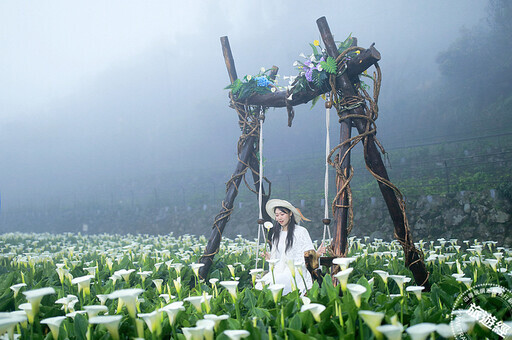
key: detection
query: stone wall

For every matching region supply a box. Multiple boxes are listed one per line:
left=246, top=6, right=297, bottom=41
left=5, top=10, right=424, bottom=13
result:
left=350, top=190, right=511, bottom=246
left=2, top=190, right=510, bottom=247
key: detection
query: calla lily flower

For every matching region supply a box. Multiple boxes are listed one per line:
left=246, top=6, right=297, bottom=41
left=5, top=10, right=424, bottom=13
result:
left=286, top=260, right=297, bottom=279
left=484, top=258, right=499, bottom=271
left=406, top=286, right=425, bottom=300
left=301, top=296, right=311, bottom=305
left=71, top=275, right=94, bottom=295
left=346, top=283, right=366, bottom=308
left=267, top=259, right=279, bottom=284
left=300, top=303, right=326, bottom=322
left=373, top=270, right=389, bottom=284
left=152, top=279, right=163, bottom=294
left=173, top=277, right=182, bottom=295
left=84, top=305, right=108, bottom=318
left=40, top=316, right=66, bottom=340
left=10, top=283, right=26, bottom=298
left=55, top=295, right=79, bottom=313
left=358, top=310, right=385, bottom=339
left=18, top=303, right=35, bottom=324
left=209, top=278, right=219, bottom=297
left=8, top=310, right=28, bottom=328
left=89, top=315, right=123, bottom=340
left=333, top=257, right=356, bottom=270
left=435, top=323, right=456, bottom=338
left=107, top=288, right=144, bottom=318
left=263, top=221, right=273, bottom=230
left=23, top=287, right=56, bottom=315
left=334, top=267, right=353, bottom=292
left=55, top=264, right=67, bottom=284
left=405, top=322, right=438, bottom=340
left=190, top=263, right=204, bottom=278
left=159, top=301, right=185, bottom=326
left=66, top=310, right=87, bottom=319
left=84, top=266, right=97, bottom=277
left=96, top=294, right=109, bottom=305
left=114, top=269, right=135, bottom=283
left=376, top=324, right=403, bottom=340
left=182, top=326, right=205, bottom=340
left=268, top=284, right=285, bottom=304
left=227, top=265, right=236, bottom=278
left=138, top=310, right=162, bottom=335
left=388, top=275, right=410, bottom=296
left=452, top=310, right=476, bottom=333
left=109, top=273, right=121, bottom=285
left=0, top=315, right=27, bottom=340
left=456, top=277, right=472, bottom=289
left=137, top=270, right=152, bottom=283
left=184, top=296, right=206, bottom=313
left=159, top=294, right=172, bottom=304
left=223, top=329, right=250, bottom=340
left=171, top=263, right=183, bottom=276
left=249, top=269, right=263, bottom=286
left=203, top=314, right=229, bottom=331
left=196, top=319, right=215, bottom=340
left=220, top=281, right=239, bottom=301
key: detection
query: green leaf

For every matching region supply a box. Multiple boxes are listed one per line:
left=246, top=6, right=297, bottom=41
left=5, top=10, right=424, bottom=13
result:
left=287, top=328, right=316, bottom=340
left=312, top=69, right=328, bottom=90
left=242, top=288, right=257, bottom=310
left=337, top=33, right=353, bottom=53
left=320, top=56, right=337, bottom=74
left=309, top=43, right=319, bottom=57
left=357, top=275, right=373, bottom=301
left=74, top=313, right=88, bottom=340
left=310, top=95, right=321, bottom=109
left=308, top=281, right=320, bottom=300
left=289, top=313, right=302, bottom=331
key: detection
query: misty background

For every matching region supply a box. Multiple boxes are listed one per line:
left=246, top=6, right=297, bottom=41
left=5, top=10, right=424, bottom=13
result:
left=1, top=1, right=510, bottom=239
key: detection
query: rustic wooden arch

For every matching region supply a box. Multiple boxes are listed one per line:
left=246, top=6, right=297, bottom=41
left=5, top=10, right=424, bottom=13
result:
left=198, top=16, right=430, bottom=290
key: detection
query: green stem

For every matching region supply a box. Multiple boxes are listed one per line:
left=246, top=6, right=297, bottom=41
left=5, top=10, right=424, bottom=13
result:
left=359, top=317, right=364, bottom=340
left=338, top=302, right=344, bottom=328
left=400, top=297, right=404, bottom=325
left=281, top=307, right=285, bottom=333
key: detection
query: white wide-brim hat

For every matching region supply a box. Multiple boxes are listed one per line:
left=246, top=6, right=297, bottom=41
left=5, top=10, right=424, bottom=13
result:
left=265, top=199, right=310, bottom=223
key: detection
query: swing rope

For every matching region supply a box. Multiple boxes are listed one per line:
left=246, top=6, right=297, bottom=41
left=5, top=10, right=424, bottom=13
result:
left=322, top=95, right=333, bottom=247
left=255, top=114, right=265, bottom=269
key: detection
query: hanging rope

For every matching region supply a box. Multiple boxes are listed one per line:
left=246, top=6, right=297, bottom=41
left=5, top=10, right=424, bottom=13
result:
left=322, top=94, right=332, bottom=247
left=255, top=115, right=264, bottom=269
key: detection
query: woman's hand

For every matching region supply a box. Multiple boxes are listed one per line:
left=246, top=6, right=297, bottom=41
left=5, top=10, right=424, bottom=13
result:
left=260, top=251, right=271, bottom=260
left=316, top=242, right=326, bottom=257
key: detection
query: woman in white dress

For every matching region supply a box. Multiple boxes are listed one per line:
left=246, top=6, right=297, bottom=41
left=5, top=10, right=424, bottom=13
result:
left=256, top=199, right=325, bottom=295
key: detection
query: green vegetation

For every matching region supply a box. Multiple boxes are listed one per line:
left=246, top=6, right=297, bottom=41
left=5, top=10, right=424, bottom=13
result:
left=0, top=233, right=510, bottom=339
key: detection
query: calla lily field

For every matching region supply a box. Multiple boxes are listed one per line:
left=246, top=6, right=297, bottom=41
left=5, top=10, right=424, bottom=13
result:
left=0, top=232, right=511, bottom=339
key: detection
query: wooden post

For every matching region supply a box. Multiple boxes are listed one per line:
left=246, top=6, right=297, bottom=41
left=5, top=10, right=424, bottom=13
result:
left=316, top=16, right=430, bottom=290
left=317, top=18, right=354, bottom=257
left=198, top=135, right=257, bottom=279
left=199, top=37, right=252, bottom=279
left=199, top=37, right=272, bottom=279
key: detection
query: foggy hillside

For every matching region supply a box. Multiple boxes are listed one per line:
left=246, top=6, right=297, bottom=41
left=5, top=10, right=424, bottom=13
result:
left=2, top=1, right=509, bottom=236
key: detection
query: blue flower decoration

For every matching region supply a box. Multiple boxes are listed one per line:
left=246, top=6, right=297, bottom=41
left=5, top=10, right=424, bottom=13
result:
left=255, top=76, right=273, bottom=87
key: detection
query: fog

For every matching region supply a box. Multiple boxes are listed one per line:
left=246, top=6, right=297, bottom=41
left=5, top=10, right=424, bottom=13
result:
left=0, top=1, right=487, bottom=231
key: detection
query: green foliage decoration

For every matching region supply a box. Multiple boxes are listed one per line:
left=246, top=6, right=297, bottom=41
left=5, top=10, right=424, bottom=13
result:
left=320, top=56, right=337, bottom=74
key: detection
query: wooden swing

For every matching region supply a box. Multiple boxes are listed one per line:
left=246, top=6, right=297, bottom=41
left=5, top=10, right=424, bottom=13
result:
left=197, top=16, right=430, bottom=291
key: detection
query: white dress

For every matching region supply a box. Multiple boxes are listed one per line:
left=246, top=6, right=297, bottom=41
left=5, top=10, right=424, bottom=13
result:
left=256, top=225, right=315, bottom=295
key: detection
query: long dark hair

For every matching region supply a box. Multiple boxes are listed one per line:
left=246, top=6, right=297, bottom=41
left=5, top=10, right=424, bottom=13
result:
left=269, top=207, right=297, bottom=253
